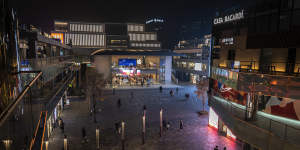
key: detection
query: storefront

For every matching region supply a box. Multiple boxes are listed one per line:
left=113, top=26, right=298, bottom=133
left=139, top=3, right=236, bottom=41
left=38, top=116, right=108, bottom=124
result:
left=46, top=93, right=65, bottom=138
left=208, top=107, right=236, bottom=140
left=93, top=50, right=181, bottom=85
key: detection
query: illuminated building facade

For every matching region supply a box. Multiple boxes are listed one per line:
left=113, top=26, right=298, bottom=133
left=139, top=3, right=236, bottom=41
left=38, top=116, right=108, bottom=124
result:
left=52, top=21, right=162, bottom=55
left=209, top=1, right=300, bottom=149
left=172, top=35, right=211, bottom=84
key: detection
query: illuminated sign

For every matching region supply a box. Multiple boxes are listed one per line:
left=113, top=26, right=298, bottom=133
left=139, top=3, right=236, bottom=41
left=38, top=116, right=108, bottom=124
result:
left=195, top=63, right=202, bottom=71
left=214, top=10, right=244, bottom=25
left=146, top=18, right=164, bottom=24
left=51, top=33, right=64, bottom=44
left=221, top=37, right=233, bottom=45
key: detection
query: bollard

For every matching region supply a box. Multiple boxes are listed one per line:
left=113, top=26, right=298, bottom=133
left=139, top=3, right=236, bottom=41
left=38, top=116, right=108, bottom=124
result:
left=64, top=135, right=68, bottom=150
left=160, top=108, right=163, bottom=137
left=96, top=127, right=100, bottom=149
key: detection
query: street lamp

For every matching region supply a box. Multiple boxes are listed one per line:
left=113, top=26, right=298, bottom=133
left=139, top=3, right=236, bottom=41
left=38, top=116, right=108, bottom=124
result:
left=142, top=115, right=146, bottom=144
left=121, top=121, right=125, bottom=150
left=64, top=135, right=68, bottom=150
left=96, top=127, right=100, bottom=149
left=45, top=140, right=49, bottom=150
left=160, top=108, right=163, bottom=137
left=2, top=139, right=12, bottom=150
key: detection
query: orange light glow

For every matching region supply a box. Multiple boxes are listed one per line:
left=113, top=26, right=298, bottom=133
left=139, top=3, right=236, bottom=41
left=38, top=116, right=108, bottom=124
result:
left=51, top=33, right=64, bottom=44
left=270, top=80, right=277, bottom=85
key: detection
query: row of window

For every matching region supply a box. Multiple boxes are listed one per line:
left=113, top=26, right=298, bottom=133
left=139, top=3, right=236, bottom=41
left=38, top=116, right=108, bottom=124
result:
left=65, top=33, right=105, bottom=46
left=131, top=43, right=160, bottom=48
left=127, top=24, right=144, bottom=32
left=128, top=33, right=157, bottom=41
left=69, top=24, right=104, bottom=33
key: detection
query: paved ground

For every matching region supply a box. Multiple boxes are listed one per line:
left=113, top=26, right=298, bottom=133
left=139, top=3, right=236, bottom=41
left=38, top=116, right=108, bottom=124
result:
left=48, top=85, right=243, bottom=150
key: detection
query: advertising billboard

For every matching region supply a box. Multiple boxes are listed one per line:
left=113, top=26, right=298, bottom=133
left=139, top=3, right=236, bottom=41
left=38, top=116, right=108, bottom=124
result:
left=118, top=59, right=137, bottom=66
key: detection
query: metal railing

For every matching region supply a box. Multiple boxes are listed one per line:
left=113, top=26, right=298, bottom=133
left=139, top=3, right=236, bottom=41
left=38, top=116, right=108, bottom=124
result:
left=210, top=95, right=300, bottom=146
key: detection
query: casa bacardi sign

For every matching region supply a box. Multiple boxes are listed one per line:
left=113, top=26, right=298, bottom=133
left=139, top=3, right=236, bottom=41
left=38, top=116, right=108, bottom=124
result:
left=214, top=10, right=244, bottom=25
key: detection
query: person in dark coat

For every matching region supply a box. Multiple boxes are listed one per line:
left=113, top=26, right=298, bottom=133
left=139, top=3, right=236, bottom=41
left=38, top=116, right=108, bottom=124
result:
left=159, top=86, right=163, bottom=93
left=117, top=98, right=121, bottom=108
left=214, top=146, right=219, bottom=150
left=179, top=120, right=183, bottom=129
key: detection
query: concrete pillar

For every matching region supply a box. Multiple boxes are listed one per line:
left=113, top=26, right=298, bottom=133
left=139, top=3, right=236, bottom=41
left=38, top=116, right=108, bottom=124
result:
left=164, top=56, right=172, bottom=83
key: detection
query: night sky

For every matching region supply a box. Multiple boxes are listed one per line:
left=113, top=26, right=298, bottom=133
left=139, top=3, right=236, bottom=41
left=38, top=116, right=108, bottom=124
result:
left=8, top=0, right=248, bottom=47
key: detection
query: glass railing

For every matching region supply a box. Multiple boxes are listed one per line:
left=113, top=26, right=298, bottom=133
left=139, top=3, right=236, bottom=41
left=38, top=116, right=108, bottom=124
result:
left=0, top=70, right=75, bottom=150
left=210, top=95, right=300, bottom=146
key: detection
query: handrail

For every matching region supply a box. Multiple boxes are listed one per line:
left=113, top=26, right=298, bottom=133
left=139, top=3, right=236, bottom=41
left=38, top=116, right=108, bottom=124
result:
left=0, top=71, right=42, bottom=126
left=29, top=112, right=43, bottom=150
left=211, top=95, right=300, bottom=145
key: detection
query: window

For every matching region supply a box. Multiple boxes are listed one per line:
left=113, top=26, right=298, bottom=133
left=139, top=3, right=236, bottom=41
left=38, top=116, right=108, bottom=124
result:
left=133, top=34, right=137, bottom=41
left=141, top=34, right=145, bottom=41
left=146, top=34, right=150, bottom=41
left=139, top=26, right=143, bottom=31
left=150, top=34, right=155, bottom=40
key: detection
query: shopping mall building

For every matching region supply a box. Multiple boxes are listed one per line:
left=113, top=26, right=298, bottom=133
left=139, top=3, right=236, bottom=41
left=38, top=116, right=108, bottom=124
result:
left=209, top=1, right=300, bottom=150
left=52, top=21, right=181, bottom=84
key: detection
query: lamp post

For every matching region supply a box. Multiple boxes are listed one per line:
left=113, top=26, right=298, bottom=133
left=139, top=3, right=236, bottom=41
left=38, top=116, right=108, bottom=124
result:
left=96, top=127, right=100, bottom=149
left=2, top=139, right=12, bottom=150
left=64, top=135, right=68, bottom=150
left=160, top=108, right=163, bottom=137
left=121, top=121, right=125, bottom=150
left=142, top=115, right=146, bottom=144
left=45, top=140, right=49, bottom=150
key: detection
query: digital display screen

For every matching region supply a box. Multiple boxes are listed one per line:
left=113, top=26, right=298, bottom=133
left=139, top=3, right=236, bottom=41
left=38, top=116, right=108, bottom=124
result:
left=119, top=59, right=137, bottom=66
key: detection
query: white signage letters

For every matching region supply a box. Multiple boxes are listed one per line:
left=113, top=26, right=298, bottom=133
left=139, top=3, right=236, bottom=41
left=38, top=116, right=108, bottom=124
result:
left=214, top=10, right=244, bottom=25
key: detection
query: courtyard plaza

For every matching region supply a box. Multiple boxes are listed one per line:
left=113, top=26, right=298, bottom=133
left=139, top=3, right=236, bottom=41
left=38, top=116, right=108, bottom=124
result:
left=47, top=85, right=242, bottom=150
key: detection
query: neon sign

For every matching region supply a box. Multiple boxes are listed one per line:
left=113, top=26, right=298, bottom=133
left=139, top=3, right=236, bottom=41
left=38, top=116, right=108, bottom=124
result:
left=214, top=10, right=244, bottom=25
left=146, top=18, right=164, bottom=24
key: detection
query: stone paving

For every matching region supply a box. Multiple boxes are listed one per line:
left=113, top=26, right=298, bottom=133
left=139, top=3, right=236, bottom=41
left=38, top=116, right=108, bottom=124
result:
left=48, top=85, right=243, bottom=150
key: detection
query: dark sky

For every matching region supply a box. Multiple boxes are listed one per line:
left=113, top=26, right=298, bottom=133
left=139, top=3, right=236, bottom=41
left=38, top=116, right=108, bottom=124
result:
left=8, top=0, right=247, bottom=47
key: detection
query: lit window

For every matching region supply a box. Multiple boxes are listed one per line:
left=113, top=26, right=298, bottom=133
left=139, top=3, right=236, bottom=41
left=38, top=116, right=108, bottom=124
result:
left=139, top=26, right=143, bottom=31
left=134, top=25, right=138, bottom=31
left=141, top=34, right=145, bottom=41
left=146, top=34, right=150, bottom=41
left=133, top=34, right=136, bottom=41
left=150, top=34, right=155, bottom=40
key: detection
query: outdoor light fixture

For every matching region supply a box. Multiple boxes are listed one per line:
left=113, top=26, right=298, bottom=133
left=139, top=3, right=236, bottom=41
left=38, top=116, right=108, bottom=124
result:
left=2, top=139, right=12, bottom=150
left=45, top=140, right=49, bottom=150
left=64, top=135, right=68, bottom=150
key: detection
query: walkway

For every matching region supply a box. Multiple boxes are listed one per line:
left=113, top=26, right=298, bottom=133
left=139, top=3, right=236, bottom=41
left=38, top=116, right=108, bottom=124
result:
left=48, top=85, right=243, bottom=150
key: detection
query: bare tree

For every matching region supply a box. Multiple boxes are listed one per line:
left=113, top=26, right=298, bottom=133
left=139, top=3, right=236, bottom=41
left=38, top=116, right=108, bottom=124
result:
left=195, top=78, right=209, bottom=113
left=85, top=68, right=105, bottom=122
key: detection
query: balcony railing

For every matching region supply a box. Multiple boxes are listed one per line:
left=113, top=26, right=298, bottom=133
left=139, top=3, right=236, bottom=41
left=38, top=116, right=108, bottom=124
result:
left=210, top=95, right=300, bottom=147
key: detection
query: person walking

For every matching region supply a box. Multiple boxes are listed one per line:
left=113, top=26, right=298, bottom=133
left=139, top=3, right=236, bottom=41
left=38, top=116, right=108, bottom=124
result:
left=82, top=127, right=87, bottom=143
left=214, top=146, right=219, bottom=150
left=166, top=122, right=170, bottom=130
left=143, top=105, right=147, bottom=116
left=179, top=120, right=183, bottom=129
left=223, top=147, right=226, bottom=150
left=170, top=90, right=174, bottom=96
left=159, top=86, right=163, bottom=93
left=117, top=98, right=121, bottom=108
left=115, top=122, right=120, bottom=134
left=61, top=121, right=65, bottom=133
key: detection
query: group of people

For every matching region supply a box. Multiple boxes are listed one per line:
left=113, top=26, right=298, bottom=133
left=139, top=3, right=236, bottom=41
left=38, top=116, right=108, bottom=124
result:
left=214, top=146, right=227, bottom=150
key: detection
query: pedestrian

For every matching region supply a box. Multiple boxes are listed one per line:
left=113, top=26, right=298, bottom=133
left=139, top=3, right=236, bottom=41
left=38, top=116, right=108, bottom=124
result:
left=82, top=127, right=87, bottom=143
left=214, top=146, right=219, bottom=150
left=159, top=86, right=162, bottom=93
left=115, top=122, right=120, bottom=134
left=223, top=147, right=226, bottom=150
left=179, top=120, right=183, bottom=129
left=61, top=121, right=65, bottom=133
left=166, top=122, right=170, bottom=130
left=170, top=90, right=174, bottom=96
left=143, top=105, right=147, bottom=115
left=163, top=120, right=167, bottom=129
left=117, top=98, right=121, bottom=108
